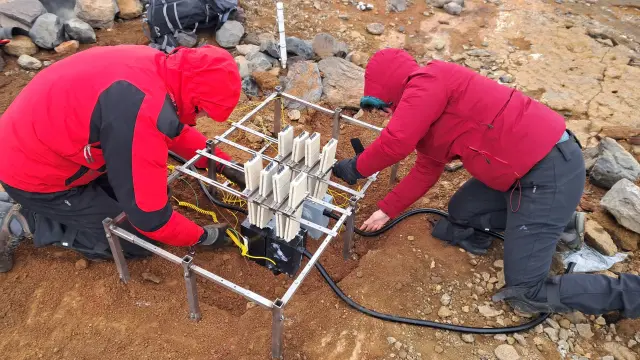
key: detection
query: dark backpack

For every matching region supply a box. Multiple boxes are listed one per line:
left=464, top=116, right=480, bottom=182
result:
left=144, top=0, right=237, bottom=52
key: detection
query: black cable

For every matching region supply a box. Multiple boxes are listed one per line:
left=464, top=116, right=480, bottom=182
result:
left=323, top=208, right=503, bottom=239
left=303, top=249, right=576, bottom=334
left=168, top=151, right=248, bottom=215
left=172, top=150, right=574, bottom=333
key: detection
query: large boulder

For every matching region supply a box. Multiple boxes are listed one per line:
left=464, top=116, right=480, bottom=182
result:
left=312, top=33, right=349, bottom=59
left=74, top=0, right=117, bottom=29
left=584, top=219, right=618, bottom=256
left=116, top=0, right=143, bottom=19
left=3, top=35, right=37, bottom=56
left=601, top=179, right=640, bottom=235
left=0, top=0, right=47, bottom=31
left=29, top=14, right=65, bottom=50
left=215, top=20, right=244, bottom=48
left=246, top=51, right=275, bottom=73
left=590, top=137, right=640, bottom=189
left=286, top=37, right=313, bottom=60
left=64, top=18, right=96, bottom=43
left=317, top=57, right=365, bottom=108
left=283, top=61, right=323, bottom=110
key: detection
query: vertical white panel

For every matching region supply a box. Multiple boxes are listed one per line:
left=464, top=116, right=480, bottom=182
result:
left=291, top=131, right=309, bottom=163
left=278, top=125, right=294, bottom=158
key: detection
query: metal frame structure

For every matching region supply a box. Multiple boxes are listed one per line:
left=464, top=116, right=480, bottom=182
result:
left=102, top=88, right=397, bottom=359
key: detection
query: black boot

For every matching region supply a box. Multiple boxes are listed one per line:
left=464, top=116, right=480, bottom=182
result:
left=0, top=203, right=30, bottom=273
left=219, top=161, right=246, bottom=189
left=560, top=211, right=585, bottom=250
left=431, top=218, right=493, bottom=255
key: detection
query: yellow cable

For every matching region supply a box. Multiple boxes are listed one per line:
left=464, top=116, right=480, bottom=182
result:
left=172, top=197, right=276, bottom=265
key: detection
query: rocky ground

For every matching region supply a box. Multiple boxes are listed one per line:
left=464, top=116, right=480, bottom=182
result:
left=1, top=0, right=640, bottom=359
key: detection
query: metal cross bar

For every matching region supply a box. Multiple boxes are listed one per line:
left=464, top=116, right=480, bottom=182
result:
left=167, top=154, right=203, bottom=185
left=279, top=92, right=383, bottom=133
left=195, top=150, right=244, bottom=173
left=176, top=166, right=246, bottom=198
left=231, top=121, right=278, bottom=143
left=280, top=209, right=350, bottom=305
left=216, top=92, right=279, bottom=143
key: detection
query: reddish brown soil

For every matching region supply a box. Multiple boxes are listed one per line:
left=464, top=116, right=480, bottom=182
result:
left=1, top=2, right=639, bottom=359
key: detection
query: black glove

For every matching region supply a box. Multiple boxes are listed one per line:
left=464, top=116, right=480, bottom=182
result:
left=197, top=224, right=233, bottom=249
left=219, top=161, right=246, bottom=189
left=332, top=155, right=364, bottom=185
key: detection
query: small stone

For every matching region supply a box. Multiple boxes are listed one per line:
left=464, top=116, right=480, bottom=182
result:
left=462, top=306, right=469, bottom=313
left=596, top=316, right=607, bottom=326
left=246, top=301, right=256, bottom=309
left=17, top=54, right=42, bottom=70
left=566, top=312, right=588, bottom=324
left=443, top=2, right=462, bottom=15
left=499, top=74, right=514, bottom=83
left=604, top=342, right=637, bottom=360
left=394, top=342, right=402, bottom=350
left=559, top=328, right=569, bottom=341
left=495, top=334, right=508, bottom=341
left=398, top=350, right=407, bottom=359
left=407, top=235, right=415, bottom=241
left=513, top=334, right=526, bottom=346
left=440, top=293, right=451, bottom=306
left=387, top=0, right=408, bottom=12
left=75, top=259, right=88, bottom=270
left=366, top=23, right=385, bottom=35
left=478, top=305, right=503, bottom=317
left=469, top=259, right=478, bottom=266
left=544, top=327, right=559, bottom=342
left=576, top=323, right=594, bottom=339
left=438, top=306, right=452, bottom=318
left=507, top=336, right=515, bottom=345
left=54, top=40, right=79, bottom=55
left=75, top=0, right=117, bottom=28
left=461, top=334, right=474, bottom=343
left=434, top=345, right=444, bottom=353
left=546, top=318, right=560, bottom=330
left=559, top=319, right=571, bottom=329
left=288, top=109, right=301, bottom=121
left=629, top=340, right=637, bottom=348
left=236, top=44, right=260, bottom=56
left=142, top=272, right=161, bottom=284
left=494, top=344, right=520, bottom=360
left=387, top=337, right=397, bottom=344
left=493, top=260, right=504, bottom=268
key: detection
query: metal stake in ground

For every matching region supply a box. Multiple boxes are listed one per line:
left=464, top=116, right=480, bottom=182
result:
left=332, top=108, right=342, bottom=140
left=181, top=255, right=202, bottom=321
left=343, top=197, right=357, bottom=259
left=206, top=139, right=218, bottom=195
left=271, top=299, right=285, bottom=359
left=273, top=86, right=283, bottom=135
left=102, top=217, right=130, bottom=283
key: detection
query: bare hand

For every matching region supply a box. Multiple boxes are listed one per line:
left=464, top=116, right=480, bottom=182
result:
left=360, top=209, right=390, bottom=232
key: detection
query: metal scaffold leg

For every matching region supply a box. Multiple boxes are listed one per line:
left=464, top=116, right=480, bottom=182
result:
left=102, top=218, right=130, bottom=283
left=389, top=163, right=400, bottom=184
left=206, top=139, right=218, bottom=194
left=271, top=299, right=285, bottom=359
left=182, top=255, right=202, bottom=322
left=343, top=198, right=357, bottom=260
left=273, top=86, right=283, bottom=135
left=331, top=108, right=342, bottom=140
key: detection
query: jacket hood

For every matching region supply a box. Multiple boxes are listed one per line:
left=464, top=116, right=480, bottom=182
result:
left=158, top=45, right=241, bottom=126
left=363, top=49, right=420, bottom=111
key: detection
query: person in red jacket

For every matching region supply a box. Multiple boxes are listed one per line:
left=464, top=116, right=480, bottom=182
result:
left=0, top=44, right=246, bottom=273
left=333, top=48, right=640, bottom=318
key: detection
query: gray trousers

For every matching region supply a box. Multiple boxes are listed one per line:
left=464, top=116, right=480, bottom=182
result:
left=434, top=137, right=640, bottom=317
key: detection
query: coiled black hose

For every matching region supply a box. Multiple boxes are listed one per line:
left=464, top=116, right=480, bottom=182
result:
left=170, top=151, right=574, bottom=333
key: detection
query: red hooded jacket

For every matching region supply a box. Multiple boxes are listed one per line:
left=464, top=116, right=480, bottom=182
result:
left=0, top=45, right=241, bottom=246
left=357, top=49, right=566, bottom=218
